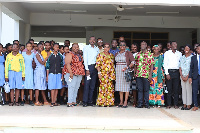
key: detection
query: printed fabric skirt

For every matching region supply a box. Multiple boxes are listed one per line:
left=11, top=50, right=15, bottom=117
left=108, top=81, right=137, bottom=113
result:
left=48, top=73, right=62, bottom=90
left=8, top=71, right=23, bottom=89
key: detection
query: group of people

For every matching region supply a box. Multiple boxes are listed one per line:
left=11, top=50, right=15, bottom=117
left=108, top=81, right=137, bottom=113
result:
left=0, top=36, right=199, bottom=111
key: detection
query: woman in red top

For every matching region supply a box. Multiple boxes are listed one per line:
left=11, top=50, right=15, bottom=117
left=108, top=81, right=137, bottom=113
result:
left=63, top=43, right=85, bottom=107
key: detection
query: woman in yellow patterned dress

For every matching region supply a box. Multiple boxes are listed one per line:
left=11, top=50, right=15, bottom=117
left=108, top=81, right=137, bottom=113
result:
left=96, top=43, right=116, bottom=107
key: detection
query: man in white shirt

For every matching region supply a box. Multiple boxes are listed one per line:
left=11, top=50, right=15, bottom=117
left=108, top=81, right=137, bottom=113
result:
left=164, top=41, right=182, bottom=109
left=83, top=36, right=99, bottom=107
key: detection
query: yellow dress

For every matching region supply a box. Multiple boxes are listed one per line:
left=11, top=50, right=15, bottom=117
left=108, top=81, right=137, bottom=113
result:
left=96, top=52, right=116, bottom=106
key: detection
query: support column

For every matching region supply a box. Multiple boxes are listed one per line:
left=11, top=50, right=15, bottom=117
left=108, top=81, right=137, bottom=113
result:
left=25, top=23, right=31, bottom=42
left=14, top=20, right=19, bottom=41
left=0, top=3, right=2, bottom=43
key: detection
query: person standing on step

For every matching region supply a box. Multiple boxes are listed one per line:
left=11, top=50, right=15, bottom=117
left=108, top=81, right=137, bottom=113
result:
left=82, top=36, right=99, bottom=107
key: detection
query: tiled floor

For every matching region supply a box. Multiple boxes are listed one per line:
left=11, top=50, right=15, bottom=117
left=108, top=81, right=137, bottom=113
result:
left=0, top=105, right=199, bottom=132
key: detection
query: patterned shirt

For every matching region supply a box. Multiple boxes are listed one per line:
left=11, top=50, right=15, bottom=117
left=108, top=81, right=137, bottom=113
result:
left=5, top=52, right=25, bottom=78
left=135, top=51, right=154, bottom=78
left=179, top=54, right=193, bottom=77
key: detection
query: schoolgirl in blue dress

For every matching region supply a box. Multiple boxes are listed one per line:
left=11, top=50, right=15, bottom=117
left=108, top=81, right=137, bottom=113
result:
left=5, top=44, right=25, bottom=106
left=34, top=43, right=50, bottom=106
left=46, top=43, right=63, bottom=107
left=0, top=44, right=5, bottom=102
left=22, top=42, right=35, bottom=106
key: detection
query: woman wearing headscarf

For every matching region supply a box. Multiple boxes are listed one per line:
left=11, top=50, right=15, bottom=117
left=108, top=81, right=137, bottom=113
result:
left=149, top=45, right=165, bottom=107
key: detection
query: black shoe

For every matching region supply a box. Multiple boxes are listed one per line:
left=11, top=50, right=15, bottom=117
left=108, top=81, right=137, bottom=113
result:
left=136, top=105, right=143, bottom=108
left=29, top=101, right=34, bottom=106
left=145, top=106, right=150, bottom=109
left=122, top=105, right=128, bottom=108
left=88, top=103, right=95, bottom=107
left=181, top=107, right=186, bottom=110
left=83, top=103, right=87, bottom=107
left=20, top=101, right=24, bottom=106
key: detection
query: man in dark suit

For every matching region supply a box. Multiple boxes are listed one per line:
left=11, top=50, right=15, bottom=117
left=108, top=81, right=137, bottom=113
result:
left=189, top=44, right=200, bottom=111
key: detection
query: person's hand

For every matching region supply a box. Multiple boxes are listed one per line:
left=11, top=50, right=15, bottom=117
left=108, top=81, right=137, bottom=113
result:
left=166, top=74, right=171, bottom=80
left=46, top=76, right=48, bottom=82
left=5, top=78, right=8, bottom=82
left=189, top=78, right=192, bottom=84
left=185, top=76, right=189, bottom=81
left=122, top=67, right=127, bottom=72
left=61, top=75, right=64, bottom=81
left=98, top=73, right=102, bottom=79
left=86, top=70, right=90, bottom=76
left=70, top=73, right=73, bottom=79
left=22, top=77, right=25, bottom=81
left=47, top=51, right=51, bottom=57
left=148, top=75, right=152, bottom=82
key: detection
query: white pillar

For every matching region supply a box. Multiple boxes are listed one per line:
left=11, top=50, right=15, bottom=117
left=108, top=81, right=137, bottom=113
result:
left=25, top=23, right=31, bottom=42
left=14, top=20, right=19, bottom=41
left=0, top=3, right=2, bottom=43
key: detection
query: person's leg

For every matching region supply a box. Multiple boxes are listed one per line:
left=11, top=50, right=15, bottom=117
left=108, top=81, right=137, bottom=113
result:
left=60, top=87, right=65, bottom=104
left=119, top=92, right=124, bottom=105
left=185, top=79, right=192, bottom=108
left=50, top=89, right=55, bottom=104
left=35, top=90, right=39, bottom=103
left=10, top=89, right=14, bottom=103
left=123, top=92, right=129, bottom=106
left=54, top=89, right=58, bottom=104
left=136, top=77, right=144, bottom=107
left=166, top=77, right=173, bottom=107
left=181, top=78, right=186, bottom=108
left=29, top=89, right=33, bottom=101
left=65, top=73, right=75, bottom=106
left=41, top=90, right=48, bottom=102
left=83, top=73, right=91, bottom=105
left=143, top=78, right=150, bottom=107
left=173, top=77, right=180, bottom=107
left=20, top=89, right=24, bottom=105
left=73, top=75, right=82, bottom=104
left=88, top=65, right=98, bottom=104
left=15, top=89, right=20, bottom=103
left=192, top=78, right=199, bottom=108
left=133, top=90, right=137, bottom=106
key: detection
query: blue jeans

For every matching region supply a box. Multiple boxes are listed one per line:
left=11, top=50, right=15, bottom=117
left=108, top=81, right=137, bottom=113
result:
left=65, top=73, right=82, bottom=103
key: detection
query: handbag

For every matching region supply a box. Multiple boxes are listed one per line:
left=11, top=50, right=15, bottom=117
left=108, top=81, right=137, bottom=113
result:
left=125, top=68, right=134, bottom=82
left=4, top=82, right=10, bottom=93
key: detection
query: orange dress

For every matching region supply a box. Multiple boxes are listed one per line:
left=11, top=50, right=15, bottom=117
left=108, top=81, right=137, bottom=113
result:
left=96, top=52, right=116, bottom=106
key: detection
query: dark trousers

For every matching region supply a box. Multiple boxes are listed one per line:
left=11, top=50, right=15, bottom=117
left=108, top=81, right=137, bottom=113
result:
left=192, top=75, right=200, bottom=107
left=136, top=77, right=150, bottom=106
left=83, top=65, right=98, bottom=104
left=166, top=69, right=180, bottom=106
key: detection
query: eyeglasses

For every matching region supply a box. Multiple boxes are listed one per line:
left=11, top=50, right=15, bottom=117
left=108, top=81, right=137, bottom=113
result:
left=119, top=44, right=126, bottom=46
left=98, top=41, right=103, bottom=43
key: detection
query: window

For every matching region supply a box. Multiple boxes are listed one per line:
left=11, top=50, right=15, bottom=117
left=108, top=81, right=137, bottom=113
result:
left=113, top=31, right=169, bottom=48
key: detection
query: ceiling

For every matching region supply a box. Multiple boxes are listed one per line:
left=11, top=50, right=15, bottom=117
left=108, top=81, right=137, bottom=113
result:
left=20, top=2, right=200, bottom=17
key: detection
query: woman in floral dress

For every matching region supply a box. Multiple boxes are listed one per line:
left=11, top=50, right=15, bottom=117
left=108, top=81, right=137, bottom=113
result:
left=96, top=43, right=116, bottom=107
left=149, top=45, right=165, bottom=107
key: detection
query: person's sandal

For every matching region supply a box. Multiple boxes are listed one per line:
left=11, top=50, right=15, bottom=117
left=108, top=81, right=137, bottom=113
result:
left=67, top=104, right=73, bottom=107
left=54, top=103, right=60, bottom=106
left=72, top=103, right=78, bottom=106
left=117, top=104, right=123, bottom=108
left=15, top=102, right=20, bottom=106
left=122, top=105, right=128, bottom=108
left=50, top=103, right=54, bottom=107
left=44, top=102, right=50, bottom=105
left=9, top=102, right=14, bottom=106
left=35, top=102, right=43, bottom=106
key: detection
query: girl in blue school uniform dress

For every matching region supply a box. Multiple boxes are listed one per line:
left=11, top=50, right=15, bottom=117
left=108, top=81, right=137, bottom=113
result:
left=0, top=44, right=5, bottom=102
left=5, top=43, right=25, bottom=106
left=34, top=43, right=50, bottom=106
left=46, top=43, right=63, bottom=107
left=22, top=42, right=35, bottom=106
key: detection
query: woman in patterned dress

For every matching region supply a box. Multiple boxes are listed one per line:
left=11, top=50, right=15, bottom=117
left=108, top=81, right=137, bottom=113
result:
left=96, top=43, right=116, bottom=107
left=149, top=45, right=165, bottom=107
left=115, top=41, right=135, bottom=108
